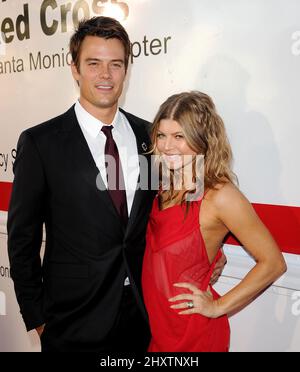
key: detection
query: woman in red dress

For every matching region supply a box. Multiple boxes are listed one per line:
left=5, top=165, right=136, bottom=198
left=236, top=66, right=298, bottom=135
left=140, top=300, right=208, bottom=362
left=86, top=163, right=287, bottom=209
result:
left=142, top=91, right=286, bottom=352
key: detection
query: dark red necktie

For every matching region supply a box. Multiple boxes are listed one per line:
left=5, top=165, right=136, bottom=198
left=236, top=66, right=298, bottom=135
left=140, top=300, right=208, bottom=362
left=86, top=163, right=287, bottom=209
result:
left=101, top=125, right=128, bottom=225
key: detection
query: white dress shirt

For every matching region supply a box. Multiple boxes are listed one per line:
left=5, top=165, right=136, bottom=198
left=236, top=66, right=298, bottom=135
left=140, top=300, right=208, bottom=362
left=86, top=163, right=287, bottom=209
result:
left=75, top=100, right=140, bottom=216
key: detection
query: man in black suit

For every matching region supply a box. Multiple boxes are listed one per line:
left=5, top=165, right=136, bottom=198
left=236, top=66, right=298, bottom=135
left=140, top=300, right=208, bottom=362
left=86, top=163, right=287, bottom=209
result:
left=8, top=17, right=155, bottom=352
left=8, top=16, right=225, bottom=352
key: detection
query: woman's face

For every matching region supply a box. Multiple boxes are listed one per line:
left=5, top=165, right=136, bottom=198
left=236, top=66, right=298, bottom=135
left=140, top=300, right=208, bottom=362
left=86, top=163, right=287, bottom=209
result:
left=156, top=119, right=197, bottom=170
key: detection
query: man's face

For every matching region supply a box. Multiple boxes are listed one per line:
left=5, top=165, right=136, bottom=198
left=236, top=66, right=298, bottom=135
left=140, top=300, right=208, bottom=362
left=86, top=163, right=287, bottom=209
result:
left=71, top=36, right=126, bottom=115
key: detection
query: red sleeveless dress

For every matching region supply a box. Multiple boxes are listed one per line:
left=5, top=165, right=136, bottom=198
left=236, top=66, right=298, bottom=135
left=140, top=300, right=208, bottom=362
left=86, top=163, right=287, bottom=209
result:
left=142, top=196, right=230, bottom=352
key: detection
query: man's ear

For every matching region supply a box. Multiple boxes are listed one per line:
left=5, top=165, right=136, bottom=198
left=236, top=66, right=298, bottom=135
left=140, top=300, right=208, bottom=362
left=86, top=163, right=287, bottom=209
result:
left=71, top=62, right=80, bottom=82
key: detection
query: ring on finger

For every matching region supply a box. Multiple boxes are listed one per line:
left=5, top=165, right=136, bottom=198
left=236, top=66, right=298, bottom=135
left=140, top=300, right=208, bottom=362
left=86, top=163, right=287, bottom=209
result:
left=187, top=301, right=194, bottom=309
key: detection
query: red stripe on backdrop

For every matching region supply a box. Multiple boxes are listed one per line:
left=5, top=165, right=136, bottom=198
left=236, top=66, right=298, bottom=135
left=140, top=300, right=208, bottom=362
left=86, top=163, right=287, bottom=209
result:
left=0, top=182, right=12, bottom=212
left=0, top=181, right=299, bottom=254
left=226, top=203, right=300, bottom=255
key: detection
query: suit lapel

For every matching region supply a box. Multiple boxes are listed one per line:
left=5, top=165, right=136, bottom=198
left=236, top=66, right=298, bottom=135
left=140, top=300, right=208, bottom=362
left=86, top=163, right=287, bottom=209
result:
left=60, top=106, right=152, bottom=234
left=60, top=106, right=122, bottom=224
left=120, top=109, right=152, bottom=237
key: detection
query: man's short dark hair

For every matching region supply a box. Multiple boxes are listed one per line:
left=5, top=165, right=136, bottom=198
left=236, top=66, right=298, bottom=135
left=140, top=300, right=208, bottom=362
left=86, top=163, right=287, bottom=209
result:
left=70, top=16, right=131, bottom=72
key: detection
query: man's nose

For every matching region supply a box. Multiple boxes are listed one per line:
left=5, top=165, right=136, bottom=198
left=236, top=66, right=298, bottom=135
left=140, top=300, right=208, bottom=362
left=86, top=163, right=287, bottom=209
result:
left=99, top=64, right=111, bottom=79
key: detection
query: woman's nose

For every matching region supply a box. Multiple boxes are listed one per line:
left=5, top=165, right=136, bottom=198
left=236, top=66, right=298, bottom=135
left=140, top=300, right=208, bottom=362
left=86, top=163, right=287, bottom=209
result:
left=164, top=137, right=175, bottom=151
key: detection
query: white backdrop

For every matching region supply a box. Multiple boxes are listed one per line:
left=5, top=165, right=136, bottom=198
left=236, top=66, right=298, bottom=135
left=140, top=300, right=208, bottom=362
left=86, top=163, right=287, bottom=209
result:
left=0, top=0, right=300, bottom=352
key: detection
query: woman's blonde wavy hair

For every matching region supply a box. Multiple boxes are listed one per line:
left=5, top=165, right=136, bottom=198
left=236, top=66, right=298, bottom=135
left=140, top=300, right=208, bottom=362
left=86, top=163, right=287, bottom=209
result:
left=151, top=91, right=237, bottom=206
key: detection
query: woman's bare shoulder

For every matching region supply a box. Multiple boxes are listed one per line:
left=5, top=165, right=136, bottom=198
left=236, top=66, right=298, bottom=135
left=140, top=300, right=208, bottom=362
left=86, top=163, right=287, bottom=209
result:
left=206, top=182, right=250, bottom=211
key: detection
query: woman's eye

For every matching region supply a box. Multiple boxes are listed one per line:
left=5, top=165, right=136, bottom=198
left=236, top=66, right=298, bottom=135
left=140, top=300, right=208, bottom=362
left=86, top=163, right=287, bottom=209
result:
left=157, top=133, right=164, bottom=139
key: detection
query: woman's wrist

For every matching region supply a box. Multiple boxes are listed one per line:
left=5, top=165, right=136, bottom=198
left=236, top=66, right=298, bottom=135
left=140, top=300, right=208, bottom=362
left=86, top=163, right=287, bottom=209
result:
left=212, top=298, right=227, bottom=318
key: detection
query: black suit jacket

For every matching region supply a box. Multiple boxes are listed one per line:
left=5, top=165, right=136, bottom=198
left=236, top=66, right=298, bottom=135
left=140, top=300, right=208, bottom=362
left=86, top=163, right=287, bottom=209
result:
left=7, top=106, right=156, bottom=351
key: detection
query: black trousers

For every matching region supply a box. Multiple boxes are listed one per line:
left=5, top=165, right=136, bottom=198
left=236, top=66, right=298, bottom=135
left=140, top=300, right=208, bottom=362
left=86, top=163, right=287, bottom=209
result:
left=41, top=285, right=151, bottom=352
left=105, top=285, right=151, bottom=352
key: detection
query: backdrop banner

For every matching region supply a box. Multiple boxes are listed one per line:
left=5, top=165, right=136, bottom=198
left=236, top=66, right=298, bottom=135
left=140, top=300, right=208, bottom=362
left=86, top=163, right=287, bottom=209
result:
left=0, top=0, right=299, bottom=352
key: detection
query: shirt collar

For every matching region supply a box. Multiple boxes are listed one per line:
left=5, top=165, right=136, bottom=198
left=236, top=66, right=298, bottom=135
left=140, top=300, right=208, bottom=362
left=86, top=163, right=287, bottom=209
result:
left=75, top=100, right=121, bottom=138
